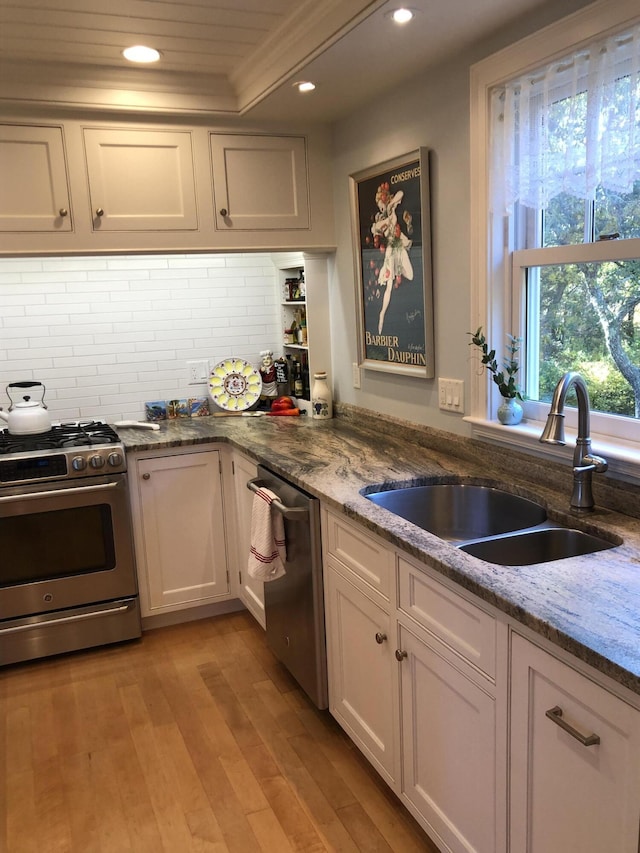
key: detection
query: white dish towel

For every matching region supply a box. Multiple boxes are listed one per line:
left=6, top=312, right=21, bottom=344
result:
left=248, top=486, right=287, bottom=581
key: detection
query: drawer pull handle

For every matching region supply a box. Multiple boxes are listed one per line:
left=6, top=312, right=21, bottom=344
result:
left=219, top=208, right=228, bottom=217
left=375, top=632, right=387, bottom=644
left=142, top=472, right=151, bottom=480
left=395, top=649, right=407, bottom=661
left=95, top=207, right=104, bottom=217
left=545, top=705, right=601, bottom=747
left=59, top=207, right=68, bottom=217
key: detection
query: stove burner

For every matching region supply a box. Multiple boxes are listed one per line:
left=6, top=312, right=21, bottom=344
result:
left=0, top=421, right=121, bottom=455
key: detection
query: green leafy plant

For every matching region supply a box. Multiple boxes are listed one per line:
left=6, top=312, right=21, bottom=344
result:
left=469, top=327, right=523, bottom=400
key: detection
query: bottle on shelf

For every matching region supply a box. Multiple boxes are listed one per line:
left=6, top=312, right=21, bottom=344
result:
left=311, top=371, right=333, bottom=419
left=293, top=359, right=304, bottom=398
left=274, top=356, right=289, bottom=396
left=301, top=352, right=310, bottom=398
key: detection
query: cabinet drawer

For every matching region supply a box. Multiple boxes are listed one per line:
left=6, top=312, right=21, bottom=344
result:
left=398, top=556, right=496, bottom=679
left=323, top=511, right=394, bottom=602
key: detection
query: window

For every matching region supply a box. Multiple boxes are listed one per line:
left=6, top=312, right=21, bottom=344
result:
left=470, top=2, right=640, bottom=474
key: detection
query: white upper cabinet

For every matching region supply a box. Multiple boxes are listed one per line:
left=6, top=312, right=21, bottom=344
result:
left=0, top=124, right=72, bottom=232
left=0, top=117, right=334, bottom=253
left=210, top=133, right=309, bottom=231
left=83, top=128, right=198, bottom=231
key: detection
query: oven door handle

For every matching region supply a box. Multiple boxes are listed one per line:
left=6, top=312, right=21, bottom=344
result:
left=0, top=602, right=133, bottom=635
left=0, top=481, right=119, bottom=503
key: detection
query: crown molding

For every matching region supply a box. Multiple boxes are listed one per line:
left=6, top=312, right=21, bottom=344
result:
left=231, top=0, right=386, bottom=113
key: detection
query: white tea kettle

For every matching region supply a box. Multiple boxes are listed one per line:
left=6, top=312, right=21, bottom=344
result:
left=0, top=381, right=52, bottom=435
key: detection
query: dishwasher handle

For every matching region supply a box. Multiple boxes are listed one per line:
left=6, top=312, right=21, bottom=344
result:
left=247, top=477, right=309, bottom=520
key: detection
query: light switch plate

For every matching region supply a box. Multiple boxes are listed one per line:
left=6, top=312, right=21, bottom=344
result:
left=352, top=362, right=361, bottom=389
left=438, top=378, right=464, bottom=413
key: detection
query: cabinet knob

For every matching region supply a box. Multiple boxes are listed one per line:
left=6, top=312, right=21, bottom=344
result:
left=219, top=208, right=228, bottom=217
left=95, top=207, right=104, bottom=217
left=395, top=649, right=408, bottom=661
left=59, top=207, right=68, bottom=217
left=375, top=632, right=387, bottom=644
left=142, top=472, right=151, bottom=480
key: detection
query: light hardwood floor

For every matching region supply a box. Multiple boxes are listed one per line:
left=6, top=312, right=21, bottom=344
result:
left=0, top=611, right=439, bottom=852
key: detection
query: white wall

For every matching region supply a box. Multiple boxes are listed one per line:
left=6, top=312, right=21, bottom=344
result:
left=328, top=0, right=595, bottom=436
left=0, top=253, right=280, bottom=422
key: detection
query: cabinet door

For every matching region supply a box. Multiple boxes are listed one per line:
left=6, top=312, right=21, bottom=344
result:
left=232, top=452, right=265, bottom=628
left=83, top=128, right=198, bottom=231
left=136, top=451, right=229, bottom=613
left=510, top=633, right=640, bottom=853
left=210, top=134, right=309, bottom=230
left=399, top=624, right=497, bottom=853
left=0, top=124, right=72, bottom=232
left=325, top=563, right=398, bottom=786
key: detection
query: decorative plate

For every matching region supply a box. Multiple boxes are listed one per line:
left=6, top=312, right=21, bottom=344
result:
left=208, top=358, right=262, bottom=411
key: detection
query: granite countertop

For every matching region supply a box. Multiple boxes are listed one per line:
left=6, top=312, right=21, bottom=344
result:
left=116, top=406, right=640, bottom=697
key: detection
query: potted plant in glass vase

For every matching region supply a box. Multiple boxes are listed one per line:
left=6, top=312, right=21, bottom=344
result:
left=469, top=327, right=524, bottom=425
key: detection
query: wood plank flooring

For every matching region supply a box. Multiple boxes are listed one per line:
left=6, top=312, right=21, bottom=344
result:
left=0, top=611, right=439, bottom=852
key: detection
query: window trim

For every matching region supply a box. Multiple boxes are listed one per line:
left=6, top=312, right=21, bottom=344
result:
left=469, top=0, right=640, bottom=483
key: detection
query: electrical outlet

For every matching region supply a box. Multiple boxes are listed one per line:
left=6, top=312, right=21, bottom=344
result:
left=438, top=378, right=464, bottom=413
left=352, top=362, right=361, bottom=389
left=187, top=359, right=209, bottom=385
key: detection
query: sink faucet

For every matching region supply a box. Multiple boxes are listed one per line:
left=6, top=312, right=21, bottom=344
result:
left=539, top=371, right=608, bottom=512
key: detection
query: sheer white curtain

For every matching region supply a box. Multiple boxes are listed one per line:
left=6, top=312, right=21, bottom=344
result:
left=490, top=22, right=640, bottom=215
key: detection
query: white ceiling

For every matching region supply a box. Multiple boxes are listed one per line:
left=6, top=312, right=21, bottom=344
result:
left=0, top=0, right=592, bottom=121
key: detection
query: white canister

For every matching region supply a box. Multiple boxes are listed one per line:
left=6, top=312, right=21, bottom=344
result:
left=311, top=371, right=333, bottom=419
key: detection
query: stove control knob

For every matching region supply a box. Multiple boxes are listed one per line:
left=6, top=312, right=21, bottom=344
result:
left=90, top=454, right=106, bottom=469
left=107, top=451, right=123, bottom=467
left=72, top=456, right=87, bottom=471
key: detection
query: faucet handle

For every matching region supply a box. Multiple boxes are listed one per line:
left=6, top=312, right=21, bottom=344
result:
left=581, top=454, right=608, bottom=474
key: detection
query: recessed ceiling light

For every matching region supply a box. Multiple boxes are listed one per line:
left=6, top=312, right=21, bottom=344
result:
left=390, top=8, right=414, bottom=24
left=295, top=81, right=316, bottom=93
left=122, top=45, right=161, bottom=63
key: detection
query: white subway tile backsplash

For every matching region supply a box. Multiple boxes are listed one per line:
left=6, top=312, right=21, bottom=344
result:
left=0, top=252, right=280, bottom=422
left=21, top=271, right=88, bottom=284
left=1, top=294, right=46, bottom=306
left=0, top=260, right=45, bottom=273
left=41, top=258, right=108, bottom=272
left=27, top=303, right=91, bottom=316
left=105, top=258, right=168, bottom=270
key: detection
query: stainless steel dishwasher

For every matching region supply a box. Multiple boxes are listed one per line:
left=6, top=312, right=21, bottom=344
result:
left=248, top=465, right=328, bottom=709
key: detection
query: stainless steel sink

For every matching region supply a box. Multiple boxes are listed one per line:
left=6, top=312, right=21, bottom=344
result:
left=459, top=527, right=615, bottom=565
left=364, top=482, right=547, bottom=542
left=363, top=479, right=620, bottom=565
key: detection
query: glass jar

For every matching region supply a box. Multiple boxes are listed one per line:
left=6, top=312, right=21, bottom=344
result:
left=311, top=371, right=333, bottom=419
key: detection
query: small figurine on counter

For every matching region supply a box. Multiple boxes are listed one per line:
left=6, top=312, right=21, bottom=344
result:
left=259, top=350, right=278, bottom=406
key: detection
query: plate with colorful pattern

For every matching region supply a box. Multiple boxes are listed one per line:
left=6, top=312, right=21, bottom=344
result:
left=208, top=358, right=262, bottom=411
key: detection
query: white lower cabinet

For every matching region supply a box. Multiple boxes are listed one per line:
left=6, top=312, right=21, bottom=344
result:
left=232, top=451, right=265, bottom=628
left=325, top=559, right=399, bottom=786
left=398, top=622, right=497, bottom=853
left=131, top=448, right=231, bottom=617
left=323, top=508, right=503, bottom=852
left=510, top=632, right=640, bottom=853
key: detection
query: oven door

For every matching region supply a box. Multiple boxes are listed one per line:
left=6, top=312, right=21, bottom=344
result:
left=0, top=473, right=138, bottom=621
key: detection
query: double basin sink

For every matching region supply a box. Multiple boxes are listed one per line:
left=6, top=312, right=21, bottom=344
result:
left=363, top=479, right=619, bottom=566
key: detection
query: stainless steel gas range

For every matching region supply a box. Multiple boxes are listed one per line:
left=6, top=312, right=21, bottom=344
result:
left=0, top=422, right=141, bottom=666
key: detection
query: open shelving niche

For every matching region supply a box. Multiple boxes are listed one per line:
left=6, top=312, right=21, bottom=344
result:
left=271, top=252, right=333, bottom=415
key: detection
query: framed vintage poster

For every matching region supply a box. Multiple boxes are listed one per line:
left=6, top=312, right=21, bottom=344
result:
left=350, top=148, right=434, bottom=378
